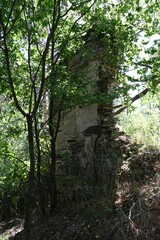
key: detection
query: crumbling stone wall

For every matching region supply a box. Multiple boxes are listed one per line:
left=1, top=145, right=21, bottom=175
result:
left=56, top=35, right=122, bottom=204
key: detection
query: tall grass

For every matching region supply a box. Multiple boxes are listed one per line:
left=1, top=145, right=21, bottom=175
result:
left=117, top=92, right=160, bottom=149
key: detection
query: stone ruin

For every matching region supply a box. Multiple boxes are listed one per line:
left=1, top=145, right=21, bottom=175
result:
left=55, top=30, right=124, bottom=203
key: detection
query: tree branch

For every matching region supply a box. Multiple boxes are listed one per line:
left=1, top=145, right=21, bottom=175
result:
left=33, top=0, right=61, bottom=116
left=133, top=62, right=153, bottom=69
left=114, top=88, right=149, bottom=115
left=0, top=152, right=29, bottom=168
left=7, top=4, right=25, bottom=36
left=55, top=0, right=97, bottom=64
left=0, top=12, right=26, bottom=116
left=60, top=0, right=93, bottom=18
left=5, top=0, right=17, bottom=30
left=25, top=16, right=35, bottom=114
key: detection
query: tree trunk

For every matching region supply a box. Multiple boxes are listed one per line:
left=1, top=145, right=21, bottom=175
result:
left=24, top=115, right=35, bottom=240
left=34, top=117, right=46, bottom=218
left=48, top=97, right=57, bottom=213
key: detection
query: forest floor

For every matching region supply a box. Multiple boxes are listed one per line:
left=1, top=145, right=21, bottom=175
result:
left=1, top=141, right=160, bottom=240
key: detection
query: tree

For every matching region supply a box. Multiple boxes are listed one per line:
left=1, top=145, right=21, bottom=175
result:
left=0, top=0, right=101, bottom=239
left=113, top=0, right=160, bottom=112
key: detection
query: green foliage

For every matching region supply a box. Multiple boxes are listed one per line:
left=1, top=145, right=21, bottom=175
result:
left=117, top=92, right=160, bottom=149
left=0, top=98, right=28, bottom=220
left=0, top=154, right=27, bottom=220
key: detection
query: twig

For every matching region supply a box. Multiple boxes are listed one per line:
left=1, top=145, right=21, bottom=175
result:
left=0, top=152, right=29, bottom=168
left=114, top=88, right=149, bottom=115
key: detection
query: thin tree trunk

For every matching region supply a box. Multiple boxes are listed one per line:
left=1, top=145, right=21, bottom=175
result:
left=48, top=97, right=57, bottom=213
left=34, top=116, right=46, bottom=218
left=24, top=115, right=35, bottom=240
left=43, top=91, right=47, bottom=129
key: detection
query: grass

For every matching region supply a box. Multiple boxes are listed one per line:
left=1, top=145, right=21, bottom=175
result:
left=117, top=95, right=160, bottom=149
